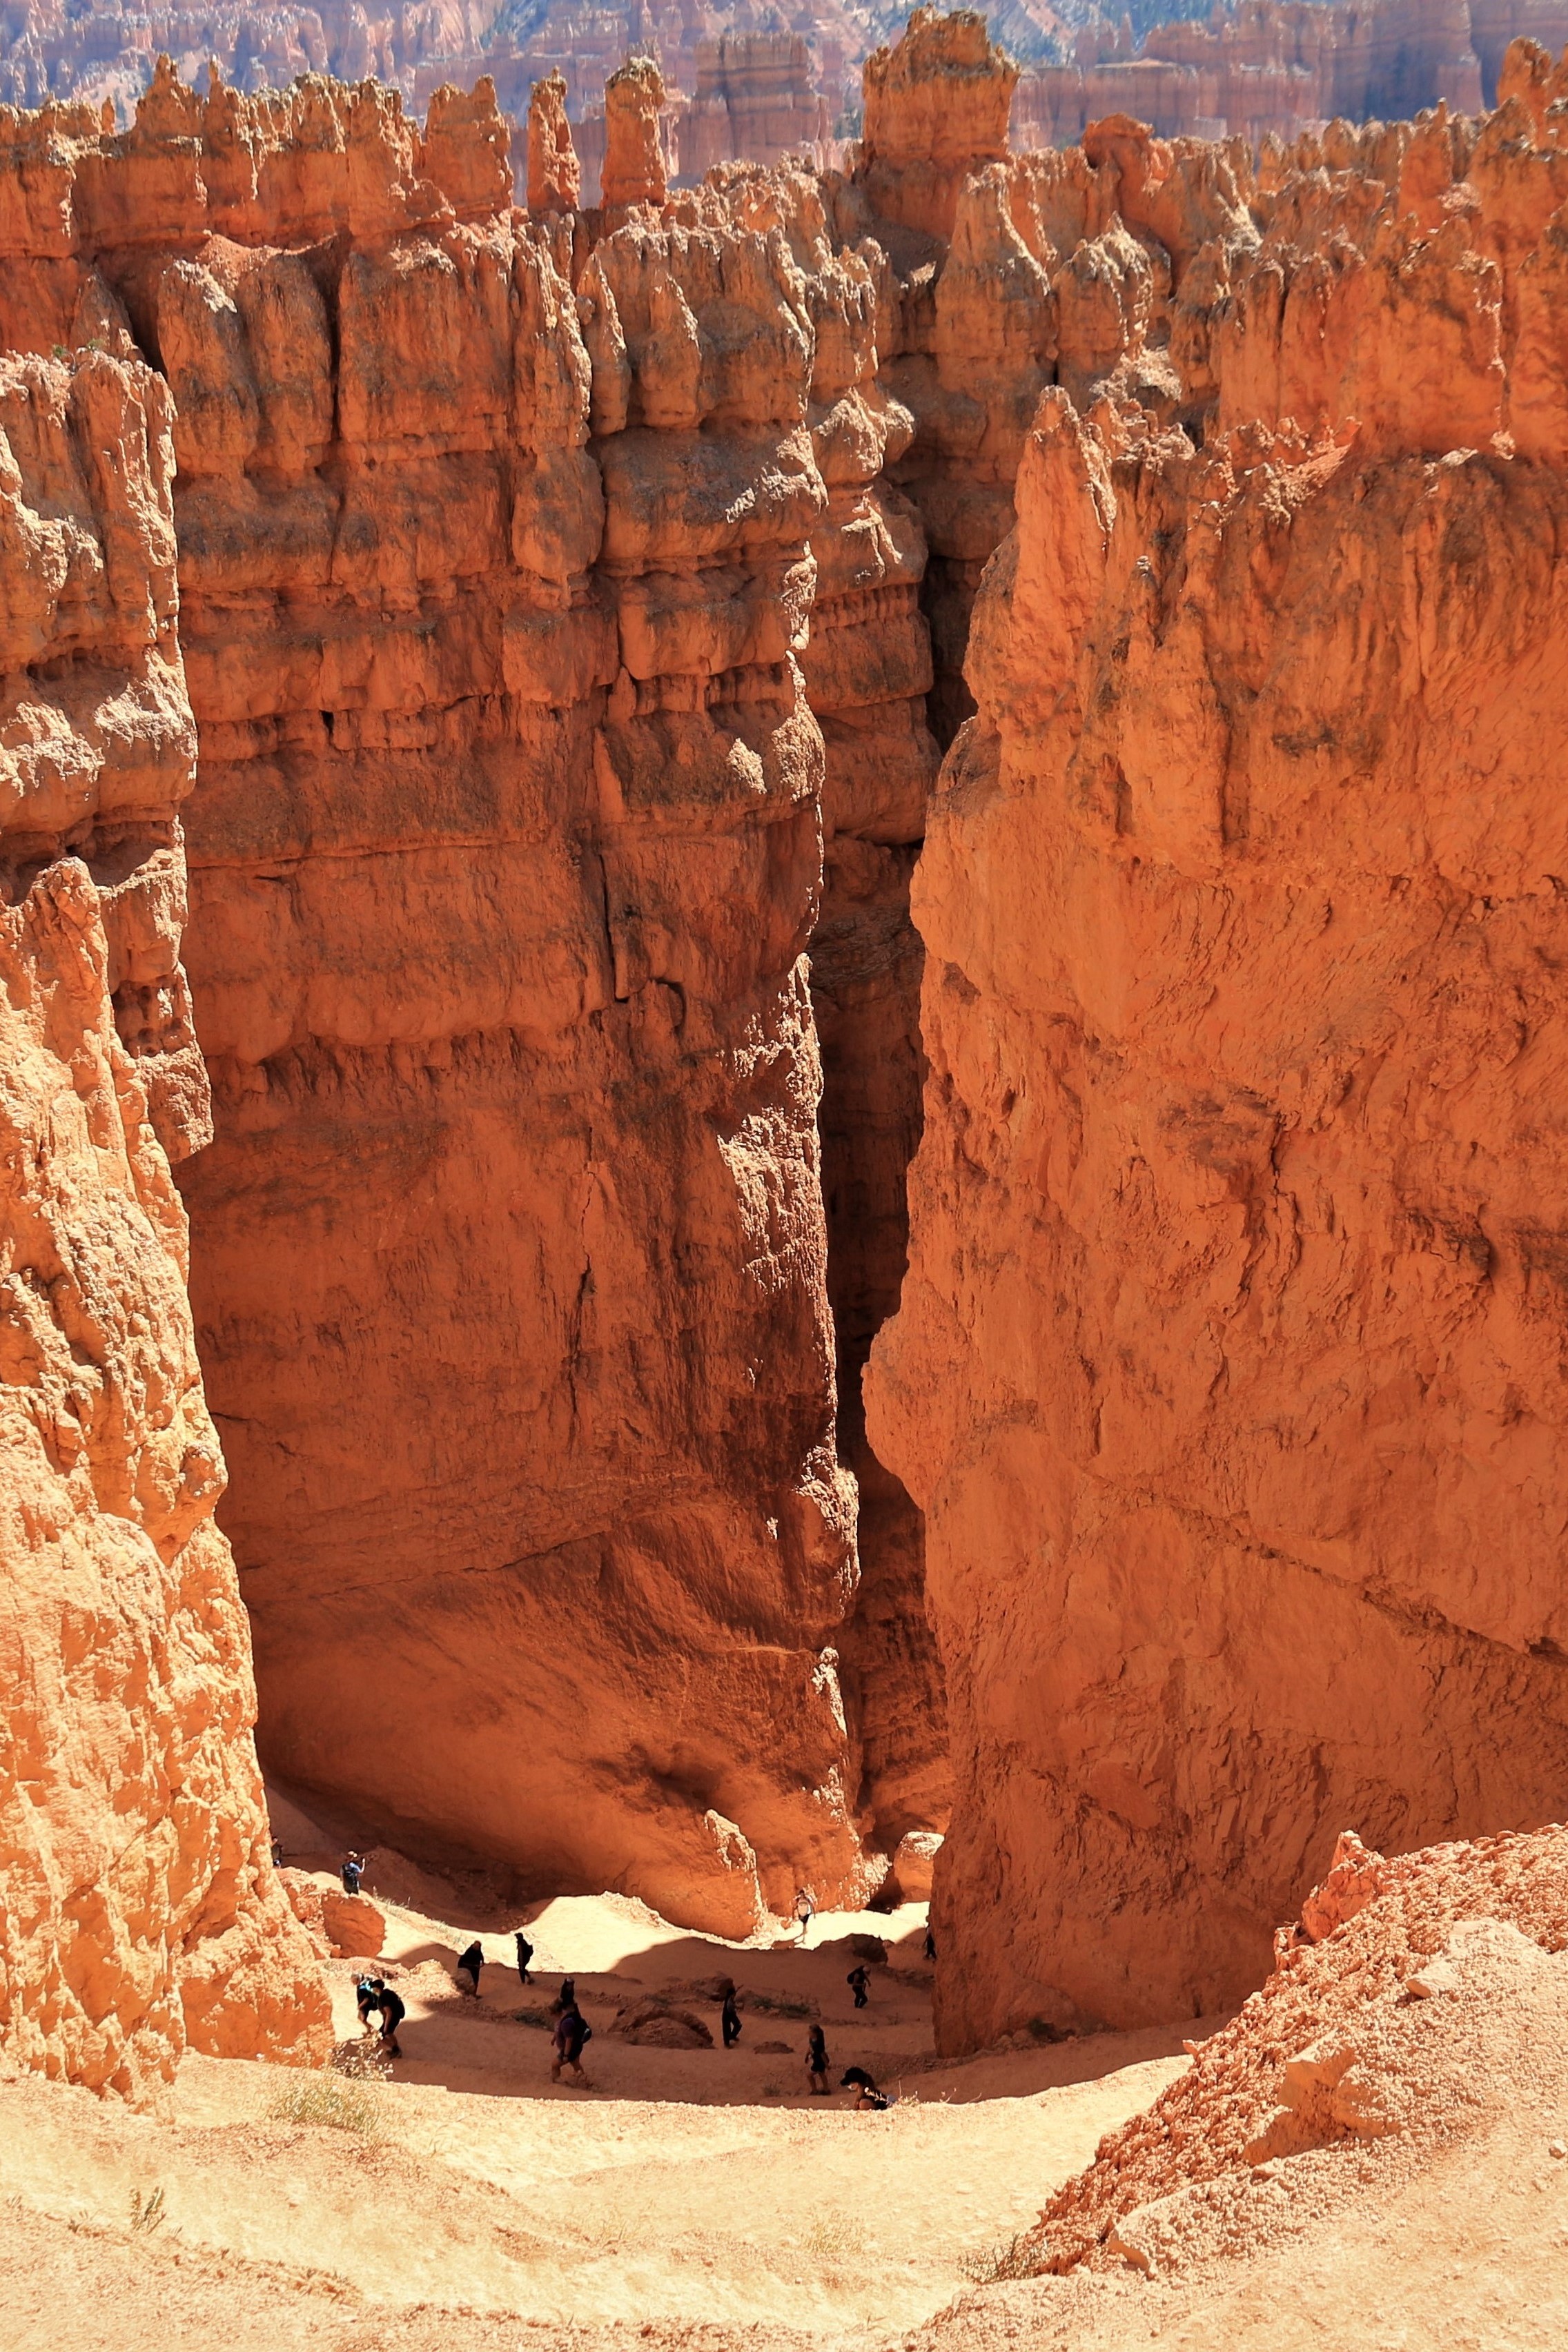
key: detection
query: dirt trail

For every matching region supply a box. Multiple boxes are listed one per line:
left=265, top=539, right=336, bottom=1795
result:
left=0, top=1878, right=1197, bottom=2348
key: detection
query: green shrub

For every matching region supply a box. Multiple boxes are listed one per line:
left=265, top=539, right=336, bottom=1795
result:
left=128, top=2186, right=166, bottom=2236
left=268, top=2070, right=382, bottom=2137
left=958, top=2230, right=1037, bottom=2284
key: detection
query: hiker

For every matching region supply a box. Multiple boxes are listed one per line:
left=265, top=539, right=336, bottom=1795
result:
left=793, top=1890, right=816, bottom=1941
left=455, top=1940, right=484, bottom=1997
left=341, top=1852, right=364, bottom=1897
left=550, top=1976, right=576, bottom=2016
left=841, top=2065, right=889, bottom=2112
left=720, top=1984, right=742, bottom=2048
left=377, top=1981, right=406, bottom=2059
left=847, top=1963, right=870, bottom=2010
left=551, top=1996, right=593, bottom=2088
left=515, top=1929, right=534, bottom=1986
left=805, top=2023, right=831, bottom=2095
left=355, top=1974, right=384, bottom=2033
left=924, top=1925, right=937, bottom=1963
left=270, top=1836, right=284, bottom=1868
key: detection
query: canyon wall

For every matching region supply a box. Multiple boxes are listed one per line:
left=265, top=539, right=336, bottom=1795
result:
left=0, top=344, right=330, bottom=2097
left=869, top=34, right=1568, bottom=2044
left=15, top=3, right=1568, bottom=2076
left=677, top=35, right=832, bottom=184
left=0, top=60, right=961, bottom=1940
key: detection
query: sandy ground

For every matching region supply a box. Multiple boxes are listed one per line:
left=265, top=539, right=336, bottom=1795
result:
left=0, top=1876, right=1197, bottom=2349
left=5, top=1862, right=1564, bottom=2351
left=917, top=2095, right=1568, bottom=2352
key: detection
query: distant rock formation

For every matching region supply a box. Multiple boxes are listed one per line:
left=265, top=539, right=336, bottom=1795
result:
left=1016, top=0, right=1568, bottom=148
left=676, top=31, right=832, bottom=182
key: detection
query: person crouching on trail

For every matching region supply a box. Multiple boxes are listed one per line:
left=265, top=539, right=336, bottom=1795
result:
left=805, top=2023, right=830, bottom=2095
left=847, top=1963, right=870, bottom=2009
left=455, top=1940, right=484, bottom=1997
left=551, top=1997, right=594, bottom=2088
left=355, top=1974, right=384, bottom=2033
left=841, top=2065, right=888, bottom=2110
left=720, top=1983, right=742, bottom=2048
left=515, top=1930, right=534, bottom=1986
left=376, top=1982, right=406, bottom=2059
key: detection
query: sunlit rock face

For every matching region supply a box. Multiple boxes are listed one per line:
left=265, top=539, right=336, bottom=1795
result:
left=870, top=41, right=1568, bottom=2047
left=0, top=344, right=331, bottom=2100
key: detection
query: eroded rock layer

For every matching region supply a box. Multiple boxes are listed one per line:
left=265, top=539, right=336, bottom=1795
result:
left=0, top=64, right=965, bottom=1936
left=0, top=346, right=330, bottom=2097
left=869, top=32, right=1568, bottom=2042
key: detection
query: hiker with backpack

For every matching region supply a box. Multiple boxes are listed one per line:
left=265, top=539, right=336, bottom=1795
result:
left=551, top=1994, right=594, bottom=2088
left=841, top=2065, right=889, bottom=2110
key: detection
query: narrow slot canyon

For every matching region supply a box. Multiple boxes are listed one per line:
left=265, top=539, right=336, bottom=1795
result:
left=7, top=10, right=1568, bottom=2345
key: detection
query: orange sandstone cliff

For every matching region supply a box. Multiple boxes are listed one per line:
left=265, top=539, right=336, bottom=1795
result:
left=0, top=61, right=962, bottom=1941
left=0, top=344, right=330, bottom=2097
left=16, top=6, right=1568, bottom=2083
left=870, top=35, right=1568, bottom=2044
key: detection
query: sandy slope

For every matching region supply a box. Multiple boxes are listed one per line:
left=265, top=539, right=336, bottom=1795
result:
left=0, top=1881, right=1193, bottom=2349
left=7, top=1852, right=1567, bottom=2352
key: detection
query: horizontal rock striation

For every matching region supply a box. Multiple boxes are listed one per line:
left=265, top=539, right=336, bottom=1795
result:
left=0, top=344, right=330, bottom=2097
left=870, top=30, right=1568, bottom=2044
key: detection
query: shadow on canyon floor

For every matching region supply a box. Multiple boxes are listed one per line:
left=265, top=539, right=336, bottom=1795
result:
left=280, top=1847, right=1208, bottom=2110
left=0, top=1861, right=1206, bottom=2349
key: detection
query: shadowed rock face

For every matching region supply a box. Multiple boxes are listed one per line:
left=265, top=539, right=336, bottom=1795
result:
left=0, top=346, right=331, bottom=2099
left=868, top=39, right=1568, bottom=2046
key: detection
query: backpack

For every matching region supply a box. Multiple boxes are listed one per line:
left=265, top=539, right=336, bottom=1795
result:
left=578, top=2020, right=593, bottom=2043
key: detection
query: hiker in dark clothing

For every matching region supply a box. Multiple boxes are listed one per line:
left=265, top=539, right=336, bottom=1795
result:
left=341, top=1852, right=364, bottom=1897
left=515, top=1930, right=534, bottom=1986
left=377, top=1983, right=406, bottom=2059
left=805, top=2023, right=831, bottom=2095
left=551, top=1998, right=593, bottom=2088
left=841, top=2065, right=888, bottom=2111
left=924, top=1925, right=937, bottom=1962
left=271, top=1836, right=284, bottom=1868
left=456, top=1941, right=484, bottom=1997
left=355, top=1974, right=384, bottom=2032
left=847, top=1963, right=870, bottom=2010
left=720, top=1986, right=742, bottom=2048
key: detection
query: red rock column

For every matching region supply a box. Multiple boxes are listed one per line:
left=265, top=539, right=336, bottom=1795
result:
left=0, top=349, right=331, bottom=2099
